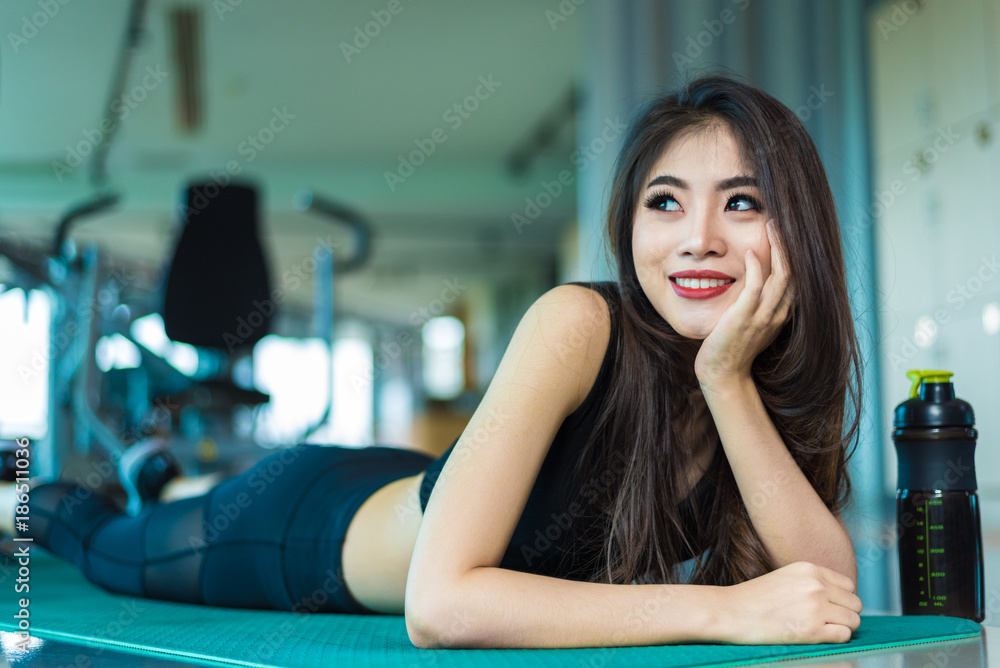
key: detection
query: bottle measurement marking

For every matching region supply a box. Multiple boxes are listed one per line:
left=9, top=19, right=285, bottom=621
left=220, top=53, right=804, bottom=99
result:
left=908, top=493, right=952, bottom=609
left=925, top=499, right=931, bottom=592
left=922, top=497, right=947, bottom=606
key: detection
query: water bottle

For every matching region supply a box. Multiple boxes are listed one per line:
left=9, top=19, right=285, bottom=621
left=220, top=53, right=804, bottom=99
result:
left=893, top=369, right=984, bottom=622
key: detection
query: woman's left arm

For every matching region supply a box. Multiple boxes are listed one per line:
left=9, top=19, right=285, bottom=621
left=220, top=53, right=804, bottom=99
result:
left=693, top=219, right=856, bottom=588
left=701, top=376, right=857, bottom=587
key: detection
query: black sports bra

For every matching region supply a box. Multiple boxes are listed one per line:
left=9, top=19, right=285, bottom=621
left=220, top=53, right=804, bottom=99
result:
left=418, top=281, right=722, bottom=580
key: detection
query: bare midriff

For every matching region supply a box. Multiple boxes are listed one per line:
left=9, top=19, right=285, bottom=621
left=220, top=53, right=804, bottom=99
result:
left=339, top=430, right=719, bottom=615
left=340, top=469, right=427, bottom=614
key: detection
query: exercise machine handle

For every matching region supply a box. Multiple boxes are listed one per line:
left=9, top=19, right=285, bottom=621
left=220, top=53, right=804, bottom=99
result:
left=52, top=192, right=121, bottom=259
left=293, top=190, right=372, bottom=274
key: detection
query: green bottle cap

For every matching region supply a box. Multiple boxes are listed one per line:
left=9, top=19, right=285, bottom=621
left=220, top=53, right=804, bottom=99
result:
left=906, top=369, right=954, bottom=399
left=895, top=369, right=974, bottom=428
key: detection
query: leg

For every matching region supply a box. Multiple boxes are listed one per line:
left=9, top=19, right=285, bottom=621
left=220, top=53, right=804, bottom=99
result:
left=25, top=480, right=216, bottom=603
left=0, top=469, right=220, bottom=534
left=23, top=444, right=434, bottom=612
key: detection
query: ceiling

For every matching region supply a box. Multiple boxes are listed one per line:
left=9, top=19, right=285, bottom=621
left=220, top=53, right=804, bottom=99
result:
left=0, top=0, right=583, bottom=326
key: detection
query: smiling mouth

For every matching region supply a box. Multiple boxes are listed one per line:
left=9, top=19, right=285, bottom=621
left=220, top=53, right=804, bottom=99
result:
left=669, top=277, right=736, bottom=289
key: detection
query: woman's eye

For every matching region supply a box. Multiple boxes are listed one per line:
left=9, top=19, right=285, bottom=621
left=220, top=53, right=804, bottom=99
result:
left=644, top=192, right=681, bottom=212
left=726, top=193, right=762, bottom=212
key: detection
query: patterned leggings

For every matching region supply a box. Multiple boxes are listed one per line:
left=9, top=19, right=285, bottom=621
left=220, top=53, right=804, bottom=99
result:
left=26, top=443, right=434, bottom=613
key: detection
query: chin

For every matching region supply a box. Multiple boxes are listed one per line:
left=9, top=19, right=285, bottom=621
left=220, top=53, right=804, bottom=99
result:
left=674, top=326, right=710, bottom=341
left=669, top=314, right=720, bottom=340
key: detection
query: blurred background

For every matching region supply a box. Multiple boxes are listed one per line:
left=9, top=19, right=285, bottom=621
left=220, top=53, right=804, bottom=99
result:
left=0, top=0, right=997, bottom=618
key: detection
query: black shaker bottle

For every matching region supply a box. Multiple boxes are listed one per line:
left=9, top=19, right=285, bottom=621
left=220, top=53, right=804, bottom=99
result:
left=893, top=369, right=984, bottom=622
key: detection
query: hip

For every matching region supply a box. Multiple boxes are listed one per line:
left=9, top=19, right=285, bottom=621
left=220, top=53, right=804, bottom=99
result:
left=341, top=469, right=427, bottom=614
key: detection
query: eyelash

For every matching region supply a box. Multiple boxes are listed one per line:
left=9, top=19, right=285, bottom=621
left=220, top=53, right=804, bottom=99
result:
left=642, top=190, right=764, bottom=213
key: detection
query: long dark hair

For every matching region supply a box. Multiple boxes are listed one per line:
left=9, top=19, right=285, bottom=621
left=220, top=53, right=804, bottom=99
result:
left=567, top=73, right=862, bottom=587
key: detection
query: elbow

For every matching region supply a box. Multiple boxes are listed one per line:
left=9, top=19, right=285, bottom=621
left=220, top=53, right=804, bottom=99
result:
left=406, top=614, right=439, bottom=650
left=844, top=551, right=859, bottom=593
left=834, top=526, right=859, bottom=591
left=406, top=609, right=469, bottom=650
left=405, top=597, right=442, bottom=649
left=405, top=593, right=460, bottom=649
left=834, top=512, right=858, bottom=590
left=406, top=592, right=481, bottom=649
left=406, top=567, right=485, bottom=648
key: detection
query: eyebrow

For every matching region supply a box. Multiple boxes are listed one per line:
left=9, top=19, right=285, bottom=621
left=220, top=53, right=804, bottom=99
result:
left=645, top=174, right=758, bottom=191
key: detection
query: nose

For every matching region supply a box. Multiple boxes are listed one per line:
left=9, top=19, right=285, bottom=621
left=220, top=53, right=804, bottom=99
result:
left=676, top=206, right=726, bottom=258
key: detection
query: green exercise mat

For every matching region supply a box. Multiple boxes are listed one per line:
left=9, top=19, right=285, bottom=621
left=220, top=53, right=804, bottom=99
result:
left=0, top=549, right=982, bottom=667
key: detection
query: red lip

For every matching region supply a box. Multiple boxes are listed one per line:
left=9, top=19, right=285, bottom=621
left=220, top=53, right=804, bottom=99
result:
left=670, top=279, right=735, bottom=300
left=669, top=270, right=735, bottom=279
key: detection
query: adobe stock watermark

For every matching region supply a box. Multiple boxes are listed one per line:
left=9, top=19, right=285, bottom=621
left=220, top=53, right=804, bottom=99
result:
left=511, top=116, right=627, bottom=234
left=869, top=126, right=960, bottom=226
left=172, top=106, right=296, bottom=223
left=855, top=456, right=975, bottom=580
left=384, top=75, right=502, bottom=192
left=220, top=232, right=344, bottom=353
left=186, top=446, right=306, bottom=550
left=856, top=124, right=960, bottom=238
left=7, top=0, right=73, bottom=53
left=252, top=569, right=354, bottom=659
left=349, top=277, right=468, bottom=392
left=424, top=606, right=478, bottom=649
left=793, top=84, right=833, bottom=122
left=518, top=447, right=630, bottom=568
left=544, top=0, right=586, bottom=31
left=394, top=401, right=510, bottom=522
left=671, top=0, right=751, bottom=72
left=213, top=0, right=245, bottom=20
left=876, top=0, right=926, bottom=40
left=340, top=0, right=416, bottom=63
left=17, top=265, right=137, bottom=386
left=46, top=405, right=177, bottom=520
left=52, top=66, right=169, bottom=181
left=394, top=299, right=604, bottom=530
left=51, top=599, right=148, bottom=667
left=982, top=587, right=1000, bottom=626
left=886, top=254, right=1000, bottom=371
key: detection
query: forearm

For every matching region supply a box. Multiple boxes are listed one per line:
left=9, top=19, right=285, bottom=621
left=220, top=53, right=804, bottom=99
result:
left=701, top=376, right=856, bottom=583
left=413, top=566, right=724, bottom=649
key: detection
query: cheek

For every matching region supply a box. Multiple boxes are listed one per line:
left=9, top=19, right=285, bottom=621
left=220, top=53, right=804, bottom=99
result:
left=631, top=222, right=658, bottom=269
left=747, top=233, right=771, bottom=275
left=759, top=246, right=773, bottom=276
left=756, top=252, right=772, bottom=277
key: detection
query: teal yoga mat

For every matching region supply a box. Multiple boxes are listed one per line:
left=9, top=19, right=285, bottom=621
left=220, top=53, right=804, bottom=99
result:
left=0, top=549, right=983, bottom=667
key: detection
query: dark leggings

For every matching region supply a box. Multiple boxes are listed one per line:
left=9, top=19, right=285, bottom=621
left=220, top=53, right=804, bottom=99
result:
left=26, top=444, right=434, bottom=614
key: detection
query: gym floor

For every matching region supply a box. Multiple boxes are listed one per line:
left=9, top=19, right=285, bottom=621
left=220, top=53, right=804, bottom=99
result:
left=0, top=626, right=991, bottom=666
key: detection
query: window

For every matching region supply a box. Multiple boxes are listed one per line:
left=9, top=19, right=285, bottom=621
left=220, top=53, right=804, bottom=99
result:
left=253, top=335, right=373, bottom=447
left=421, top=316, right=465, bottom=400
left=0, top=287, right=50, bottom=439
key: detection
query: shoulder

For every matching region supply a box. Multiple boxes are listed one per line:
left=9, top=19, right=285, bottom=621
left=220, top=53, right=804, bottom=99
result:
left=531, top=283, right=613, bottom=345
left=530, top=283, right=614, bottom=414
left=535, top=282, right=613, bottom=316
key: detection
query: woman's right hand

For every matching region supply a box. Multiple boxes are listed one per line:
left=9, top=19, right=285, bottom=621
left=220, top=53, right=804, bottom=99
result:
left=719, top=561, right=863, bottom=645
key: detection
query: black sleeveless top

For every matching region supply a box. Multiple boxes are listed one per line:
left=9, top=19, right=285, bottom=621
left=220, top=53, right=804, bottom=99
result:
left=418, top=281, right=722, bottom=580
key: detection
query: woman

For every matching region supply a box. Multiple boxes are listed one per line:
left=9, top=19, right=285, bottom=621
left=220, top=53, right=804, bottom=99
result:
left=1, top=72, right=863, bottom=649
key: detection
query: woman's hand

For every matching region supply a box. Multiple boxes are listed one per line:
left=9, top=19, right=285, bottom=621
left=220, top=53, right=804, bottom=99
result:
left=719, top=561, right=863, bottom=645
left=694, top=219, right=795, bottom=392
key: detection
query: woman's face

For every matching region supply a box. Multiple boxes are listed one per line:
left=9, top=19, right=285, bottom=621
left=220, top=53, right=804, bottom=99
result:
left=631, top=124, right=772, bottom=340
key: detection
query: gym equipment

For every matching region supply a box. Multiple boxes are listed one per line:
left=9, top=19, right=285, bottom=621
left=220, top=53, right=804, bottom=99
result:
left=0, top=182, right=372, bottom=514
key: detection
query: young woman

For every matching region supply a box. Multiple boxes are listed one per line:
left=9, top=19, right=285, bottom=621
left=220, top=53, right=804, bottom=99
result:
left=1, top=73, right=863, bottom=649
